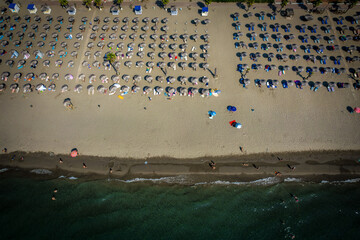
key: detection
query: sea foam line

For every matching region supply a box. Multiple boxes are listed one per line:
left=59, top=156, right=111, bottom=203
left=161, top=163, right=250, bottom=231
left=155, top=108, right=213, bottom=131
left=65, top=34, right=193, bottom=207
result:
left=0, top=168, right=9, bottom=173
left=30, top=169, right=52, bottom=175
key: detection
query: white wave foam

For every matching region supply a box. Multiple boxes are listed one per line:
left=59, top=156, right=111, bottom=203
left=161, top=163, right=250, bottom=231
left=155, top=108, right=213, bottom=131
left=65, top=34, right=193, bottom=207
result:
left=68, top=176, right=78, bottom=180
left=284, top=178, right=302, bottom=182
left=58, top=176, right=66, bottom=179
left=321, top=178, right=360, bottom=184
left=195, top=177, right=280, bottom=186
left=0, top=168, right=9, bottom=173
left=30, top=169, right=52, bottom=175
left=118, top=175, right=187, bottom=184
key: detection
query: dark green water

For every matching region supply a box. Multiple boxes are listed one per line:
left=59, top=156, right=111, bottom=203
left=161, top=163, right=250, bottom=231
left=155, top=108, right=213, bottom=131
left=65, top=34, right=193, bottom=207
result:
left=0, top=173, right=359, bottom=240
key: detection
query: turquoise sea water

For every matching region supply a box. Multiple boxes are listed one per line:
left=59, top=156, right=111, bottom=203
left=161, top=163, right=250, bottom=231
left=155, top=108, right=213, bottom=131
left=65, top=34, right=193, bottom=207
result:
left=0, top=172, right=359, bottom=240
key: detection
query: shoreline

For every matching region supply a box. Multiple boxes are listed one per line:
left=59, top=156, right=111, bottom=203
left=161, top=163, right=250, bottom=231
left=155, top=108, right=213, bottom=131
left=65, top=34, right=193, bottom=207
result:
left=1, top=150, right=360, bottom=183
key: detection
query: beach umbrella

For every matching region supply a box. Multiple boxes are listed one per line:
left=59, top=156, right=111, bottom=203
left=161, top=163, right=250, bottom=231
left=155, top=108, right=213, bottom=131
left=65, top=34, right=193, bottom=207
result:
left=87, top=85, right=95, bottom=95
left=99, top=33, right=107, bottom=39
left=23, top=83, right=32, bottom=93
left=178, top=87, right=187, bottom=96
left=92, top=25, right=99, bottom=32
left=136, top=61, right=144, bottom=68
left=191, top=62, right=198, bottom=71
left=190, top=77, right=199, bottom=85
left=97, top=85, right=106, bottom=94
left=179, top=62, right=187, bottom=70
left=115, top=43, right=124, bottom=51
left=162, top=18, right=168, bottom=24
left=13, top=72, right=22, bottom=81
left=82, top=61, right=89, bottom=67
left=148, top=44, right=156, bottom=51
left=60, top=85, right=68, bottom=93
left=354, top=107, right=360, bottom=113
left=139, top=33, right=148, bottom=40
left=36, top=83, right=46, bottom=92
left=111, top=75, right=120, bottom=83
left=202, top=63, right=209, bottom=70
left=147, top=61, right=155, bottom=68
left=202, top=44, right=210, bottom=51
left=158, top=52, right=166, bottom=60
left=148, top=52, right=155, bottom=59
left=121, top=85, right=130, bottom=93
left=131, top=24, right=139, bottom=32
left=143, top=17, right=150, bottom=24
left=79, top=25, right=85, bottom=32
left=124, top=61, right=132, bottom=68
left=159, top=43, right=167, bottom=50
left=74, top=84, right=83, bottom=93
left=201, top=76, right=209, bottom=84
left=71, top=149, right=78, bottom=157
left=43, top=60, right=50, bottom=67
left=160, top=34, right=169, bottom=41
left=157, top=62, right=166, bottom=68
left=168, top=62, right=176, bottom=70
left=10, top=83, right=19, bottom=93
left=133, top=75, right=141, bottom=82
left=171, top=34, right=179, bottom=41
left=161, top=25, right=169, bottom=33
left=153, top=76, right=164, bottom=84
left=143, top=86, right=152, bottom=94
left=90, top=33, right=97, bottom=40
left=202, top=53, right=209, bottom=60
left=145, top=75, right=153, bottom=83
left=193, top=18, right=200, bottom=26
left=189, top=87, right=198, bottom=96
left=122, top=74, right=130, bottom=82
left=141, top=25, right=149, bottom=32
left=150, top=34, right=158, bottom=42
left=64, top=74, right=73, bottom=81
left=132, top=85, right=140, bottom=93
left=181, top=34, right=189, bottom=42
left=100, top=75, right=109, bottom=83
left=169, top=43, right=178, bottom=50
left=123, top=17, right=129, bottom=23
left=154, top=86, right=163, bottom=95
left=55, top=60, right=63, bottom=67
left=103, top=17, right=110, bottom=23
left=92, top=61, right=100, bottom=68
left=167, top=76, right=176, bottom=84
left=151, top=25, right=158, bottom=32
left=152, top=17, right=159, bottom=24
left=191, top=52, right=199, bottom=60
left=112, top=25, right=119, bottom=32
left=129, top=33, right=137, bottom=41
left=133, top=17, right=139, bottom=24
left=97, top=41, right=105, bottom=48
left=77, top=74, right=85, bottom=82
left=203, top=19, right=211, bottom=25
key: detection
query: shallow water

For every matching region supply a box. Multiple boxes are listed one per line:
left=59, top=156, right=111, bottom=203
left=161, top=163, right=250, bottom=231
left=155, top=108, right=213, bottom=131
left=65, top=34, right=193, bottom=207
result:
left=0, top=174, right=359, bottom=240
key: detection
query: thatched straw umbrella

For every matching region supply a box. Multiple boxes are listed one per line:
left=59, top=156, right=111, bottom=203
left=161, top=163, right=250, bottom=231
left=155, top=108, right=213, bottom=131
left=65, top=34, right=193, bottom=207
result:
left=10, top=83, right=19, bottom=93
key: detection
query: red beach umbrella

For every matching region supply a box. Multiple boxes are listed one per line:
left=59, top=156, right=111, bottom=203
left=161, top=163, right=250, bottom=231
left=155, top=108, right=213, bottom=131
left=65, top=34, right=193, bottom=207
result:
left=354, top=107, right=360, bottom=113
left=229, top=120, right=236, bottom=126
left=71, top=149, right=78, bottom=157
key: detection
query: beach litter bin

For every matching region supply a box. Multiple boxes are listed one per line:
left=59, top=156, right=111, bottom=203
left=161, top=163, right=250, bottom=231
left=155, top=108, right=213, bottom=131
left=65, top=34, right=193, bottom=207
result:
left=27, top=4, right=37, bottom=14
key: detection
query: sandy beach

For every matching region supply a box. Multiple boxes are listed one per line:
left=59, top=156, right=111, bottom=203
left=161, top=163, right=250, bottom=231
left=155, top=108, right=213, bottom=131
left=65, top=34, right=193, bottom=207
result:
left=0, top=1, right=360, bottom=178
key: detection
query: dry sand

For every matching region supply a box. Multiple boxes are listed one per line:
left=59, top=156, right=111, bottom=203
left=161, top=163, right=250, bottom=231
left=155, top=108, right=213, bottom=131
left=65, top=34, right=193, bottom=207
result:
left=0, top=1, right=359, bottom=174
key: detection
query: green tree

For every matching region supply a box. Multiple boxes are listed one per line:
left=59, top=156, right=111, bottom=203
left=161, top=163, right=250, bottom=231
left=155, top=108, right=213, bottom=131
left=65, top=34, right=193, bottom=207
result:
left=83, top=0, right=92, bottom=8
left=346, top=0, right=358, bottom=12
left=162, top=0, right=169, bottom=8
left=94, top=0, right=102, bottom=8
left=106, top=52, right=116, bottom=64
left=59, top=0, right=69, bottom=8
left=312, top=0, right=322, bottom=10
left=114, top=0, right=123, bottom=6
left=204, top=0, right=212, bottom=6
left=280, top=0, right=288, bottom=11
left=246, top=0, right=255, bottom=12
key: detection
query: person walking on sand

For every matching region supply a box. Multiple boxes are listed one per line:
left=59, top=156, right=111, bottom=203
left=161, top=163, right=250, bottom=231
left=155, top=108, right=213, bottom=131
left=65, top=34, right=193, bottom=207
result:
left=209, top=161, right=216, bottom=170
left=83, top=163, right=87, bottom=169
